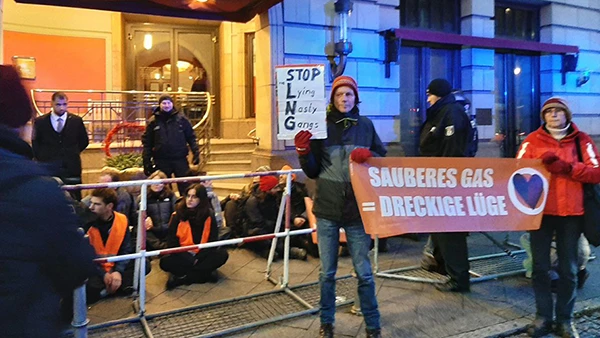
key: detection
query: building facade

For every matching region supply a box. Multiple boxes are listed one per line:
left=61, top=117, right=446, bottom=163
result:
left=1, top=0, right=599, bottom=169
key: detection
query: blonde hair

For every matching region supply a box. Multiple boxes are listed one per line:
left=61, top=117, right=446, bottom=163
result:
left=148, top=170, right=168, bottom=180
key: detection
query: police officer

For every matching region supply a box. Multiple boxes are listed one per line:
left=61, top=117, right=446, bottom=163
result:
left=142, top=94, right=200, bottom=196
left=419, top=78, right=471, bottom=292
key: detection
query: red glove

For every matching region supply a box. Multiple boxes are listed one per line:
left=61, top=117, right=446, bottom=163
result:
left=294, top=130, right=313, bottom=155
left=544, top=158, right=572, bottom=175
left=541, top=151, right=560, bottom=165
left=350, top=148, right=372, bottom=163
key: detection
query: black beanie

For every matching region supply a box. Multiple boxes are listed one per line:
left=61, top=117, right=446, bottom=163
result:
left=158, top=94, right=173, bottom=105
left=427, top=78, right=452, bottom=98
left=0, top=66, right=34, bottom=128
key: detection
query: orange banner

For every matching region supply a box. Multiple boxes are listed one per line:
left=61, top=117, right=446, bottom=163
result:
left=350, top=157, right=550, bottom=238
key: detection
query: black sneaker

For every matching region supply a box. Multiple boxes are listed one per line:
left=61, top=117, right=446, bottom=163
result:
left=366, top=328, right=381, bottom=338
left=577, top=268, right=589, bottom=289
left=290, top=247, right=308, bottom=260
left=435, top=280, right=470, bottom=293
left=555, top=321, right=579, bottom=338
left=319, top=323, right=334, bottom=338
left=166, top=275, right=187, bottom=290
left=526, top=317, right=553, bottom=337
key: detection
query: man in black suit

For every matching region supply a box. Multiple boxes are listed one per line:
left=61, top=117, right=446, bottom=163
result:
left=32, top=92, right=89, bottom=200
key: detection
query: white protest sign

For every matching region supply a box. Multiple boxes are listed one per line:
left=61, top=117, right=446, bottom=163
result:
left=276, top=64, right=327, bottom=140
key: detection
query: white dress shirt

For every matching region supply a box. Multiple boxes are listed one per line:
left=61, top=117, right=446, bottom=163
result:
left=50, top=112, right=67, bottom=132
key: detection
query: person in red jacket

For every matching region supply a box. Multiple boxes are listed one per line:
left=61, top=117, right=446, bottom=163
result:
left=517, top=97, right=600, bottom=338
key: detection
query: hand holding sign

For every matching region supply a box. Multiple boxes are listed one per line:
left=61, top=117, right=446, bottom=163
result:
left=541, top=151, right=572, bottom=175
left=350, top=148, right=372, bottom=163
left=294, top=130, right=312, bottom=155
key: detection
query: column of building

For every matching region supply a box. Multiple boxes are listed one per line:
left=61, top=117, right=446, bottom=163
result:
left=256, top=0, right=400, bottom=168
left=460, top=0, right=496, bottom=156
left=540, top=1, right=600, bottom=136
left=0, top=0, right=4, bottom=62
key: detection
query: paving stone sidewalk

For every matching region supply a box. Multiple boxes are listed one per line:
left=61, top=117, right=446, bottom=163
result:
left=83, top=232, right=600, bottom=337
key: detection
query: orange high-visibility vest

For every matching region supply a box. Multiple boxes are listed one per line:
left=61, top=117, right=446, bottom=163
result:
left=88, top=212, right=128, bottom=273
left=176, top=217, right=212, bottom=254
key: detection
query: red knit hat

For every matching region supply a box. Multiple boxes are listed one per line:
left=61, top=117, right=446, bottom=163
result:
left=330, top=75, right=359, bottom=105
left=259, top=175, right=279, bottom=192
left=541, top=97, right=572, bottom=122
left=0, top=65, right=34, bottom=128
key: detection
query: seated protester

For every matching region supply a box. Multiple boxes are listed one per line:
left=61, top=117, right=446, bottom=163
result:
left=82, top=167, right=137, bottom=232
left=221, top=165, right=271, bottom=238
left=160, top=184, right=229, bottom=290
left=243, top=175, right=307, bottom=260
left=139, top=170, right=176, bottom=250
left=86, top=188, right=150, bottom=304
left=279, top=165, right=318, bottom=258
left=193, top=169, right=230, bottom=240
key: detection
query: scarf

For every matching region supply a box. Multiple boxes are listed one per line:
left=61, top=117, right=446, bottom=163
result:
left=327, top=105, right=359, bottom=130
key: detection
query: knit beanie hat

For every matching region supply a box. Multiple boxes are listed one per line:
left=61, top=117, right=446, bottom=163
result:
left=427, top=78, right=452, bottom=98
left=0, top=65, right=34, bottom=128
left=541, top=97, right=572, bottom=123
left=330, top=75, right=359, bottom=104
left=259, top=176, right=279, bottom=192
left=281, top=164, right=296, bottom=181
left=158, top=94, right=173, bottom=105
left=252, top=165, right=272, bottom=182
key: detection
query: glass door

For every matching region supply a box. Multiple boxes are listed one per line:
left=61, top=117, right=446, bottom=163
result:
left=399, top=45, right=459, bottom=156
left=126, top=24, right=219, bottom=133
left=494, top=53, right=540, bottom=157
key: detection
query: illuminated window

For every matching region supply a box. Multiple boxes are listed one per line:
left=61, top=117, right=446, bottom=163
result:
left=495, top=3, right=540, bottom=41
left=400, top=0, right=460, bottom=33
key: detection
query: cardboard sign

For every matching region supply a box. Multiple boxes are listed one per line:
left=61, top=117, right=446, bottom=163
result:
left=275, top=64, right=327, bottom=140
left=350, top=157, right=550, bottom=238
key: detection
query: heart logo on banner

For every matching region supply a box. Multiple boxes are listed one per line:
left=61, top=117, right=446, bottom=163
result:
left=513, top=173, right=544, bottom=209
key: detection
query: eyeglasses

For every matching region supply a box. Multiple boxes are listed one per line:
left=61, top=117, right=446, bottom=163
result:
left=543, top=108, right=565, bottom=115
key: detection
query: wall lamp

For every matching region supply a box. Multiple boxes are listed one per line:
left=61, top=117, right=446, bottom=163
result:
left=561, top=53, right=577, bottom=85
left=328, top=0, right=353, bottom=81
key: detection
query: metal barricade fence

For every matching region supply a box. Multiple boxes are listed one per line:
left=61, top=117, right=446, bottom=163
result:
left=62, top=169, right=311, bottom=338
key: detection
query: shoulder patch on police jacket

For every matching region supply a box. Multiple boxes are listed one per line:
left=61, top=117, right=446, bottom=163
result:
left=445, top=125, right=454, bottom=136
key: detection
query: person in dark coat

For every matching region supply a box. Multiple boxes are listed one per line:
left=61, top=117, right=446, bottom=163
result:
left=142, top=94, right=200, bottom=196
left=160, top=184, right=229, bottom=290
left=419, top=78, right=472, bottom=293
left=294, top=75, right=385, bottom=338
left=0, top=65, right=97, bottom=338
left=32, top=91, right=89, bottom=200
left=139, top=170, right=177, bottom=250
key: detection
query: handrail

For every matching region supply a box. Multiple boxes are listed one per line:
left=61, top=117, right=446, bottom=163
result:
left=30, top=89, right=213, bottom=129
left=30, top=88, right=215, bottom=170
left=247, top=128, right=260, bottom=145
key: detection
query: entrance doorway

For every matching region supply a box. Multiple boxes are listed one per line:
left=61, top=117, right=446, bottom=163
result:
left=399, top=45, right=460, bottom=156
left=125, top=23, right=219, bottom=134
left=494, top=53, right=540, bottom=158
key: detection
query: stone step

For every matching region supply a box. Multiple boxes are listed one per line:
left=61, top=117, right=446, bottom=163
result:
left=204, top=160, right=253, bottom=172
left=204, top=138, right=256, bottom=152
left=209, top=149, right=255, bottom=162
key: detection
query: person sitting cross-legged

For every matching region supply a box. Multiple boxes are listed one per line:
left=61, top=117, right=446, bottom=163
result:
left=160, top=184, right=229, bottom=290
left=86, top=188, right=151, bottom=304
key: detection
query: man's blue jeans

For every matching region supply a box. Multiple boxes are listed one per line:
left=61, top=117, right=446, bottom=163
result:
left=530, top=215, right=582, bottom=323
left=317, top=217, right=380, bottom=330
